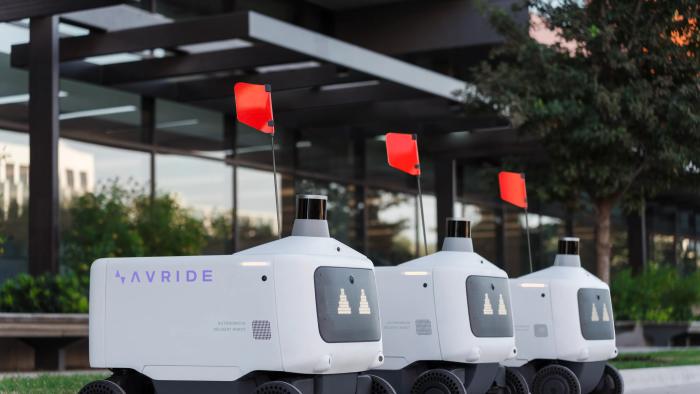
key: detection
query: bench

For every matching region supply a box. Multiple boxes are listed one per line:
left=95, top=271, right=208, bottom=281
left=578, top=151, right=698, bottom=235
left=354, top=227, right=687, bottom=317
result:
left=0, top=313, right=88, bottom=370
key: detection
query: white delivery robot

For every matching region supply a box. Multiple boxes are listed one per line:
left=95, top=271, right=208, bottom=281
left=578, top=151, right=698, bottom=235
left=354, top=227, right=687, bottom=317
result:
left=80, top=195, right=394, bottom=394
left=370, top=218, right=526, bottom=394
left=505, top=237, right=623, bottom=394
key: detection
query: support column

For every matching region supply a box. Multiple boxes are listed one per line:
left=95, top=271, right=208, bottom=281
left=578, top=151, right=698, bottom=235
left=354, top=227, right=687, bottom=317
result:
left=28, top=16, right=59, bottom=275
left=140, top=96, right=156, bottom=201
left=435, top=159, right=456, bottom=248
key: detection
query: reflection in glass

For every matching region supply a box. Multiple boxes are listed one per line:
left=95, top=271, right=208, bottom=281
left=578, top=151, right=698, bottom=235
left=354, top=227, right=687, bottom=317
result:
left=456, top=203, right=499, bottom=265
left=0, top=130, right=29, bottom=281
left=366, top=189, right=416, bottom=266
left=295, top=178, right=360, bottom=250
left=156, top=154, right=232, bottom=254
left=237, top=167, right=281, bottom=251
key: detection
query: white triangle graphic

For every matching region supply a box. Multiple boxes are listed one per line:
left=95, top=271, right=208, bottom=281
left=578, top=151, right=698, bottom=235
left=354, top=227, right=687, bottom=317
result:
left=591, top=303, right=599, bottom=322
left=498, top=294, right=508, bottom=316
left=337, top=288, right=351, bottom=315
left=483, top=293, right=494, bottom=315
left=358, top=289, right=371, bottom=315
left=602, top=304, right=610, bottom=322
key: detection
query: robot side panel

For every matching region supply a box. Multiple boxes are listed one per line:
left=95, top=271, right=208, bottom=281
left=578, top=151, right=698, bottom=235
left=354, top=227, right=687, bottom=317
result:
left=507, top=280, right=558, bottom=363
left=374, top=268, right=441, bottom=369
left=101, top=256, right=282, bottom=380
left=89, top=259, right=108, bottom=367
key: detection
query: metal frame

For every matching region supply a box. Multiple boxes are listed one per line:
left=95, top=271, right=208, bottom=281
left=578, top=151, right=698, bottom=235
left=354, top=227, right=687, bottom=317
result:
left=8, top=3, right=511, bottom=276
left=0, top=0, right=128, bottom=23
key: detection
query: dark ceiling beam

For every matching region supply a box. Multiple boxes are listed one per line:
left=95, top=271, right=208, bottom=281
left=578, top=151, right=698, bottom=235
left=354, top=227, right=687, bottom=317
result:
left=60, top=45, right=309, bottom=85
left=273, top=82, right=429, bottom=111
left=121, top=66, right=369, bottom=102
left=425, top=128, right=540, bottom=159
left=271, top=97, right=469, bottom=130
left=0, top=0, right=128, bottom=23
left=11, top=12, right=250, bottom=66
left=334, top=0, right=524, bottom=55
left=189, top=82, right=430, bottom=114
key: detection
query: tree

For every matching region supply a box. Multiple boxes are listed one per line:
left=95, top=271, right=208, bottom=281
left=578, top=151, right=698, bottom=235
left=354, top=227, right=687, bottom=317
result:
left=472, top=0, right=700, bottom=282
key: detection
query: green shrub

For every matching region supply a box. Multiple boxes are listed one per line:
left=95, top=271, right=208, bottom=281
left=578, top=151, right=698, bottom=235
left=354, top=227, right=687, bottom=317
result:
left=133, top=194, right=206, bottom=256
left=0, top=272, right=88, bottom=313
left=62, top=183, right=144, bottom=278
left=0, top=183, right=208, bottom=313
left=611, top=264, right=700, bottom=322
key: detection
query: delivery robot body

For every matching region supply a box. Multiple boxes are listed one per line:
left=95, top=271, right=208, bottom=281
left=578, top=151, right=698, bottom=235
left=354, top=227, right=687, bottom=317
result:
left=371, top=219, right=523, bottom=394
left=81, top=195, right=393, bottom=394
left=505, top=237, right=623, bottom=394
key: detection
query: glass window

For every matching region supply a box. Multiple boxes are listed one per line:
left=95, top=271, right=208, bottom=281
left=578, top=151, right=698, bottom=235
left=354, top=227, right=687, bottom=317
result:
left=60, top=139, right=150, bottom=192
left=0, top=130, right=29, bottom=282
left=295, top=178, right=361, bottom=250
left=155, top=99, right=228, bottom=158
left=237, top=167, right=281, bottom=251
left=422, top=195, right=438, bottom=254
left=66, top=169, right=75, bottom=191
left=456, top=203, right=499, bottom=265
left=366, top=189, right=417, bottom=266
left=156, top=154, right=233, bottom=254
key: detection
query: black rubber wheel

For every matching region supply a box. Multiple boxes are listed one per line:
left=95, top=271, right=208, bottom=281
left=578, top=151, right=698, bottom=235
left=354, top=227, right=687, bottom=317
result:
left=78, top=380, right=126, bottom=394
left=532, top=364, right=581, bottom=394
left=591, top=364, right=624, bottom=394
left=255, top=381, right=303, bottom=394
left=504, top=368, right=529, bottom=394
left=411, top=368, right=467, bottom=394
left=367, top=374, right=397, bottom=394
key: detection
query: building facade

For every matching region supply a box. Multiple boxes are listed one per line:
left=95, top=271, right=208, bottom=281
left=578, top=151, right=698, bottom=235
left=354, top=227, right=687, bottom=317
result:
left=0, top=0, right=697, bottom=286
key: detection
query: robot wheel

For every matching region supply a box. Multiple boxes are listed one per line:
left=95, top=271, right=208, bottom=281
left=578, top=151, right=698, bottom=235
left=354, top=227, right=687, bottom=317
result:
left=254, top=381, right=303, bottom=394
left=591, top=363, right=624, bottom=394
left=504, top=368, right=529, bottom=394
left=410, top=368, right=467, bottom=394
left=78, top=380, right=126, bottom=394
left=364, top=374, right=397, bottom=394
left=532, top=364, right=581, bottom=394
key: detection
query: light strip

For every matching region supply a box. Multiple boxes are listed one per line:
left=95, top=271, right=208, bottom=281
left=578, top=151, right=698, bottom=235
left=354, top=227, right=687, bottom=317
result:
left=240, top=261, right=270, bottom=267
left=0, top=91, right=68, bottom=105
left=59, top=105, right=137, bottom=121
left=402, top=271, right=430, bottom=276
left=519, top=283, right=547, bottom=288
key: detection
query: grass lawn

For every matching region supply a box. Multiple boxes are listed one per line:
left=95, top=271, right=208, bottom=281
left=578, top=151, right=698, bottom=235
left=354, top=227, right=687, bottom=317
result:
left=0, top=372, right=109, bottom=394
left=2, top=351, right=700, bottom=392
left=611, top=349, right=700, bottom=369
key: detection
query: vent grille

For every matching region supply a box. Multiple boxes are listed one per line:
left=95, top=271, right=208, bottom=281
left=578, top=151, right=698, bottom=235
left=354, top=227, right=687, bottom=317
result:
left=415, top=319, right=432, bottom=335
left=252, top=320, right=272, bottom=340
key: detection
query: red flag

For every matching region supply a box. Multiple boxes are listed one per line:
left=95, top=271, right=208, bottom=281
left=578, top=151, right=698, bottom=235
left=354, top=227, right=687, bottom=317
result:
left=386, top=133, right=420, bottom=176
left=499, top=171, right=528, bottom=209
left=234, top=82, right=274, bottom=134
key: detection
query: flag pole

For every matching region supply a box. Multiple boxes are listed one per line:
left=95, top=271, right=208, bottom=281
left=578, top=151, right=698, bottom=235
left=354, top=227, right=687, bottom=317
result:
left=266, top=84, right=281, bottom=239
left=413, top=134, right=428, bottom=256
left=524, top=207, right=533, bottom=272
left=416, top=172, right=428, bottom=256
left=270, top=132, right=281, bottom=239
